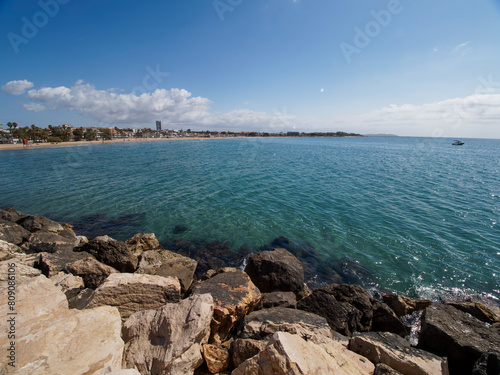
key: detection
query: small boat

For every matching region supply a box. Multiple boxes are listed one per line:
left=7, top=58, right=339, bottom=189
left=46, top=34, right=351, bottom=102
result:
left=452, top=140, right=464, bottom=146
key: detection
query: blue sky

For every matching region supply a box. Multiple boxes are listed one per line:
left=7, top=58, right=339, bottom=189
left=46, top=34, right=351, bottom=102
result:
left=1, top=0, right=500, bottom=137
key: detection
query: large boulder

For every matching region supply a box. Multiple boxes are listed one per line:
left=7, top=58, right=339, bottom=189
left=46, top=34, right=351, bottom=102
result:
left=85, top=273, right=181, bottom=321
left=0, top=260, right=41, bottom=287
left=34, top=250, right=94, bottom=277
left=0, top=239, right=24, bottom=261
left=0, top=207, right=29, bottom=222
left=297, top=289, right=363, bottom=336
left=193, top=269, right=261, bottom=343
left=419, top=304, right=500, bottom=375
left=238, top=307, right=334, bottom=344
left=350, top=331, right=449, bottom=375
left=0, top=275, right=124, bottom=374
left=18, top=213, right=64, bottom=233
left=66, top=257, right=118, bottom=289
left=232, top=331, right=375, bottom=375
left=135, top=249, right=197, bottom=293
left=122, top=294, right=214, bottom=375
left=202, top=344, right=231, bottom=374
left=371, top=300, right=410, bottom=337
left=244, top=248, right=306, bottom=297
left=22, top=231, right=76, bottom=253
left=257, top=291, right=297, bottom=310
left=0, top=220, right=30, bottom=245
left=78, top=235, right=138, bottom=272
left=383, top=294, right=433, bottom=317
left=125, top=232, right=160, bottom=254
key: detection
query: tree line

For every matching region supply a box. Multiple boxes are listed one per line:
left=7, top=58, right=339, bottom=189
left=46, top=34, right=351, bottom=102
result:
left=1, top=123, right=114, bottom=143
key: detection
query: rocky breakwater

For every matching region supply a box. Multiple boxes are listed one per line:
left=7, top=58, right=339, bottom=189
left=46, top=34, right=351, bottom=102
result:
left=0, top=208, right=499, bottom=375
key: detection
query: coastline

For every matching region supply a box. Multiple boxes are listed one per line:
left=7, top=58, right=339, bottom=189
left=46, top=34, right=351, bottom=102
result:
left=0, top=136, right=249, bottom=151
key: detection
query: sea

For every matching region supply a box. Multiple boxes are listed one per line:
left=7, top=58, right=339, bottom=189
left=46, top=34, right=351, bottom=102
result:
left=1, top=136, right=499, bottom=303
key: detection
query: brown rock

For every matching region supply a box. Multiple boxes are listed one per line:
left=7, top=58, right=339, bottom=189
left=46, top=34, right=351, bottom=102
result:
left=18, top=213, right=64, bottom=233
left=0, top=207, right=29, bottom=222
left=193, top=268, right=261, bottom=344
left=244, top=248, right=306, bottom=297
left=135, top=249, right=197, bottom=293
left=0, top=239, right=23, bottom=261
left=448, top=302, right=500, bottom=324
left=22, top=231, right=76, bottom=253
left=85, top=272, right=181, bottom=321
left=202, top=344, right=230, bottom=374
left=371, top=300, right=410, bottom=337
left=350, top=331, right=449, bottom=375
left=374, top=363, right=404, bottom=375
left=122, top=294, right=214, bottom=375
left=66, top=256, right=118, bottom=289
left=232, top=339, right=268, bottom=368
left=232, top=331, right=374, bottom=375
left=383, top=294, right=433, bottom=317
left=126, top=232, right=161, bottom=254
left=78, top=235, right=138, bottom=272
left=0, top=220, right=30, bottom=245
left=51, top=271, right=85, bottom=299
left=34, top=250, right=94, bottom=277
left=258, top=291, right=297, bottom=310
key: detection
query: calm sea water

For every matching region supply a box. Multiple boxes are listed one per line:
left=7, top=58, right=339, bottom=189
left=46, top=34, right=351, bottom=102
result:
left=1, top=137, right=499, bottom=301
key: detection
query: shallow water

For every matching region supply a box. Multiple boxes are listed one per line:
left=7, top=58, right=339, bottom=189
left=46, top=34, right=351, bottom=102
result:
left=1, top=137, right=499, bottom=301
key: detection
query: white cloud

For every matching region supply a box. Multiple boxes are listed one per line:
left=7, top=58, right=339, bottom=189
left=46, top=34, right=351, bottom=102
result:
left=454, top=41, right=470, bottom=51
left=2, top=80, right=34, bottom=95
left=23, top=102, right=46, bottom=112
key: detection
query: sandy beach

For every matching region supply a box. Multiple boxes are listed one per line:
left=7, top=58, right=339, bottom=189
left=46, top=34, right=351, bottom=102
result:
left=0, top=136, right=246, bottom=151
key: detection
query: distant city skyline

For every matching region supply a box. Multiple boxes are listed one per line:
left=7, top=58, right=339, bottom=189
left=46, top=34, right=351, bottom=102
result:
left=1, top=0, right=500, bottom=138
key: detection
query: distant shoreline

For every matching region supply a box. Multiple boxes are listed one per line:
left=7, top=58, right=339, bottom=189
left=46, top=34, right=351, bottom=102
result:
left=0, top=135, right=362, bottom=151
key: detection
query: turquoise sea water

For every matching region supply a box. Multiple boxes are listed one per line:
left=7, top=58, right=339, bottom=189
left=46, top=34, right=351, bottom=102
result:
left=1, top=137, right=499, bottom=301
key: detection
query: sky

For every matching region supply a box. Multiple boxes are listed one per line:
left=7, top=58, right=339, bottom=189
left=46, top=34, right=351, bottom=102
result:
left=1, top=0, right=500, bottom=138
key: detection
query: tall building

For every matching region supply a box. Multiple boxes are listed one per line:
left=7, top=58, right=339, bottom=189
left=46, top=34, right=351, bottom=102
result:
left=156, top=121, right=162, bottom=131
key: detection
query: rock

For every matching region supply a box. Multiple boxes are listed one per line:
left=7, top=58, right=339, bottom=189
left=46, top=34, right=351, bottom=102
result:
left=22, top=231, right=76, bottom=253
left=66, top=256, right=118, bottom=289
left=78, top=235, right=138, bottom=272
left=419, top=304, right=500, bottom=375
left=0, top=260, right=41, bottom=287
left=258, top=291, right=297, bottom=310
left=383, top=294, right=433, bottom=317
left=238, top=307, right=333, bottom=343
left=448, top=302, right=500, bottom=324
left=374, top=363, right=404, bottom=375
left=297, top=289, right=363, bottom=336
left=0, top=207, right=29, bottom=222
left=125, top=232, right=160, bottom=254
left=51, top=271, right=85, bottom=299
left=18, top=213, right=64, bottom=233
left=85, top=272, right=181, bottom=321
left=371, top=300, right=410, bottom=337
left=0, top=239, right=23, bottom=260
left=173, top=224, right=189, bottom=234
left=68, top=288, right=95, bottom=309
left=0, top=220, right=30, bottom=245
left=231, top=339, right=268, bottom=368
left=76, top=235, right=89, bottom=246
left=244, top=248, right=305, bottom=297
left=108, top=370, right=142, bottom=375
left=349, top=331, right=449, bottom=375
left=34, top=250, right=94, bottom=278
left=0, top=275, right=124, bottom=374
left=202, top=344, right=230, bottom=374
left=58, top=227, right=79, bottom=245
left=193, top=269, right=261, bottom=343
left=136, top=249, right=197, bottom=293
left=122, top=294, right=214, bottom=375
left=232, top=331, right=375, bottom=375
left=472, top=352, right=500, bottom=375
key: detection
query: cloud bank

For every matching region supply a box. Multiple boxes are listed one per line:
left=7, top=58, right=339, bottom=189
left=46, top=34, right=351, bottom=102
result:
left=3, top=79, right=500, bottom=138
